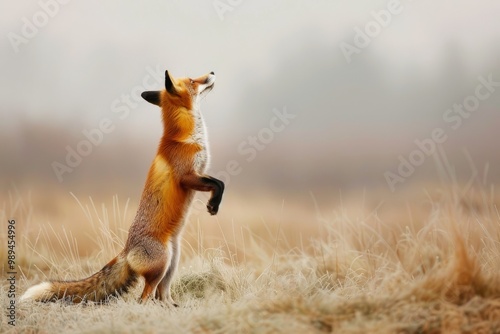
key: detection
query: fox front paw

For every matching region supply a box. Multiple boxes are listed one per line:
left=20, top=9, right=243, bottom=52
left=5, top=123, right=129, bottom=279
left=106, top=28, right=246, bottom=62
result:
left=207, top=201, right=220, bottom=215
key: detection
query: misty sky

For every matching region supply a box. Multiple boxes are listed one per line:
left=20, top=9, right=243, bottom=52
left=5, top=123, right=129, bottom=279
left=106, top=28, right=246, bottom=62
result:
left=1, top=0, right=500, bottom=193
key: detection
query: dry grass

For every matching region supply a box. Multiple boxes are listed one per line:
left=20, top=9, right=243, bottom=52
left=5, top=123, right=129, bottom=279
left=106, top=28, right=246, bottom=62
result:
left=1, top=185, right=500, bottom=333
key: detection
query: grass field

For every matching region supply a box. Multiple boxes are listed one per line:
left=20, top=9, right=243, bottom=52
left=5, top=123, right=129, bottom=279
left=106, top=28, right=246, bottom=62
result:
left=1, top=185, right=500, bottom=333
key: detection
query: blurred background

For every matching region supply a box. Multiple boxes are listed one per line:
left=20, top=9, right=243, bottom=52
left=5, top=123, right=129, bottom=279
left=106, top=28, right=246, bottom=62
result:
left=1, top=1, right=500, bottom=254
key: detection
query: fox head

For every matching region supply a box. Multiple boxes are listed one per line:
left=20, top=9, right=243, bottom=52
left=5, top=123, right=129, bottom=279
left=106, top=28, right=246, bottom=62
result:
left=142, top=70, right=215, bottom=141
left=141, top=70, right=215, bottom=111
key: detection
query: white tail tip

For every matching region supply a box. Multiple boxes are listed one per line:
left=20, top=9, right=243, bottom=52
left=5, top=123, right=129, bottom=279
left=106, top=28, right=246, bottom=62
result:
left=20, top=282, right=52, bottom=302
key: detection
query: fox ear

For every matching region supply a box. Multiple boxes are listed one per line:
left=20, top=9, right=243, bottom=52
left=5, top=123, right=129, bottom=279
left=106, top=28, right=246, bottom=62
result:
left=141, top=91, right=161, bottom=106
left=165, top=70, right=177, bottom=95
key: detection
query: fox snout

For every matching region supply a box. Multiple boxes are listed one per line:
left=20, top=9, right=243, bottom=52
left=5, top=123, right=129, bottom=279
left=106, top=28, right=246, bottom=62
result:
left=196, top=72, right=216, bottom=95
left=206, top=72, right=215, bottom=85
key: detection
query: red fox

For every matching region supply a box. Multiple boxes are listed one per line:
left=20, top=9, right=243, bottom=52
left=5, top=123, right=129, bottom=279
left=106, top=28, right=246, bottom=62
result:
left=21, top=70, right=224, bottom=305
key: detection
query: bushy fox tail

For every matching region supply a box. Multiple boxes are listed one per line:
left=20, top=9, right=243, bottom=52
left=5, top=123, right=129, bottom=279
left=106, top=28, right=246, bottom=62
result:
left=20, top=254, right=138, bottom=303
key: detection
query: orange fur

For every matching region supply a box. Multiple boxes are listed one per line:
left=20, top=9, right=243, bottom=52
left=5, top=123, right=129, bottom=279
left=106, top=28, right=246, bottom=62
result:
left=21, top=70, right=224, bottom=305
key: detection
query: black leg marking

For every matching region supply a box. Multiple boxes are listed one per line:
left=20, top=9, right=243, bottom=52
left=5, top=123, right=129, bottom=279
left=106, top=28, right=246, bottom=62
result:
left=202, top=177, right=224, bottom=215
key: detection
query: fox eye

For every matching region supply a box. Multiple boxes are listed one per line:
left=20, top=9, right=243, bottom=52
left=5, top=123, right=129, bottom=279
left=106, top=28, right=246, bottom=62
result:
left=190, top=79, right=194, bottom=84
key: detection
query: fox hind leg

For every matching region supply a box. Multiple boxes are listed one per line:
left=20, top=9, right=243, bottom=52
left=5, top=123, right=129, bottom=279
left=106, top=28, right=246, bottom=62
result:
left=127, top=244, right=170, bottom=303
left=139, top=257, right=171, bottom=303
left=155, top=237, right=180, bottom=306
